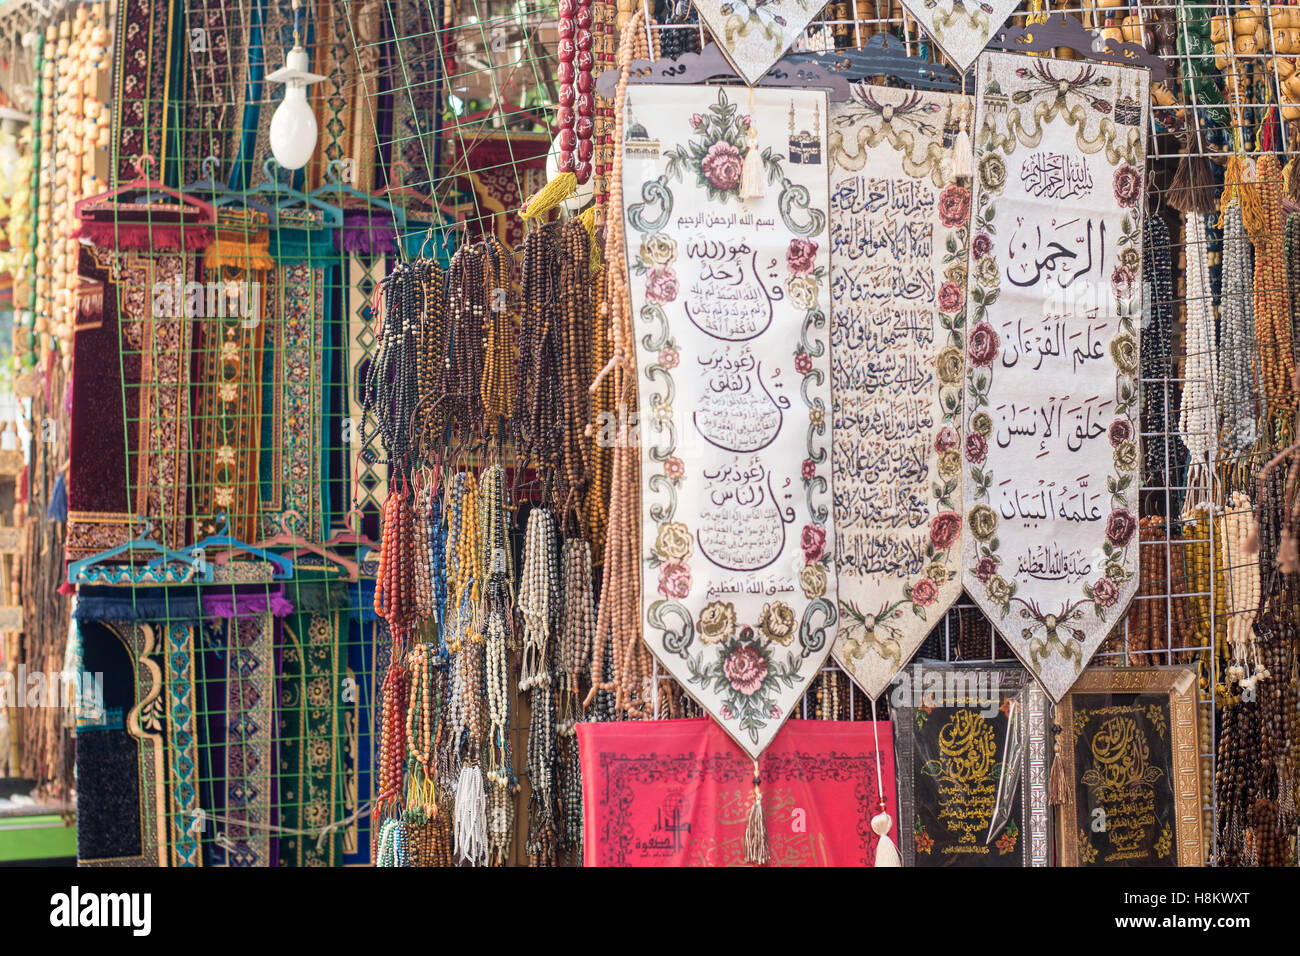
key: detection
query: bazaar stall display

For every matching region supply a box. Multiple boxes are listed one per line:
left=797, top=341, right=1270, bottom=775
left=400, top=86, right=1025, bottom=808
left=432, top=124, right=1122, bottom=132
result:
left=0, top=0, right=1295, bottom=870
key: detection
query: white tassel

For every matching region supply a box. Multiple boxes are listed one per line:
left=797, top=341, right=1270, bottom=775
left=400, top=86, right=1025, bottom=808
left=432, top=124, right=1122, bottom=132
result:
left=872, top=810, right=902, bottom=867
left=453, top=764, right=488, bottom=866
left=950, top=110, right=972, bottom=182
left=740, top=126, right=765, bottom=200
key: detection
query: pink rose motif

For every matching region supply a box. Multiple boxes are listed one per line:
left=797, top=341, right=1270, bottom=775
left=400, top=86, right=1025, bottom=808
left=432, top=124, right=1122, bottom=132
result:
left=723, top=643, right=768, bottom=697
left=769, top=704, right=781, bottom=719
left=972, top=232, right=993, bottom=259
left=1105, top=508, right=1138, bottom=548
left=1092, top=576, right=1119, bottom=608
left=800, top=523, right=827, bottom=564
left=690, top=113, right=705, bottom=130
left=938, top=281, right=963, bottom=314
left=1109, top=418, right=1133, bottom=447
left=793, top=351, right=813, bottom=375
left=664, top=456, right=685, bottom=481
left=935, top=426, right=959, bottom=453
left=801, top=458, right=815, bottom=482
left=658, top=346, right=680, bottom=369
left=1111, top=264, right=1136, bottom=301
left=701, top=140, right=743, bottom=192
left=1113, top=163, right=1142, bottom=208
left=645, top=266, right=678, bottom=305
left=929, top=511, right=962, bottom=550
left=657, top=559, right=692, bottom=600
left=965, top=432, right=988, bottom=464
left=787, top=238, right=818, bottom=275
left=967, top=321, right=1000, bottom=367
left=975, top=556, right=999, bottom=583
left=937, top=184, right=971, bottom=228
left=912, top=577, right=938, bottom=607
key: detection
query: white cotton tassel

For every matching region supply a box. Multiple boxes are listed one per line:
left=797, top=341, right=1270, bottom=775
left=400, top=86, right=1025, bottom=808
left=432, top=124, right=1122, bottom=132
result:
left=872, top=810, right=902, bottom=867
left=453, top=764, right=488, bottom=866
left=740, top=126, right=765, bottom=201
left=950, top=108, right=972, bottom=182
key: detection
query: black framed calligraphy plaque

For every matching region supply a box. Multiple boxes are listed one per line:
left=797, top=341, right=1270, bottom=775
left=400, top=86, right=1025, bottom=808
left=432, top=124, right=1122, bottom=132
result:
left=892, top=663, right=1050, bottom=866
left=1057, top=667, right=1203, bottom=866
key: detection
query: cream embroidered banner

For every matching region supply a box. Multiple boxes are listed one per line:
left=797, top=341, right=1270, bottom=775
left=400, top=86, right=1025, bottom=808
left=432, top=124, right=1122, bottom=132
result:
left=692, top=0, right=830, bottom=85
left=962, top=52, right=1149, bottom=702
left=827, top=85, right=973, bottom=701
left=899, top=0, right=1021, bottom=72
left=623, top=85, right=836, bottom=758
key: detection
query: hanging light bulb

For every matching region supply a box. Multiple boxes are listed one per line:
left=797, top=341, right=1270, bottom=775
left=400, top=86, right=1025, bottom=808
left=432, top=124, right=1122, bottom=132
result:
left=267, top=2, right=324, bottom=170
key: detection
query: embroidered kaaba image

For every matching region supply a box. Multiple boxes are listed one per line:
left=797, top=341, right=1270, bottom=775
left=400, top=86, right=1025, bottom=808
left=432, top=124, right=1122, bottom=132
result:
left=1115, top=80, right=1142, bottom=126
left=787, top=99, right=822, bottom=164
left=624, top=118, right=661, bottom=159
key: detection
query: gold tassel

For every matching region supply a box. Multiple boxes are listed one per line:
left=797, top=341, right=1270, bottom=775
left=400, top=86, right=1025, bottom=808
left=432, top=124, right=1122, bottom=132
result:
left=1048, top=710, right=1068, bottom=807
left=520, top=171, right=578, bottom=222
left=743, top=761, right=770, bottom=865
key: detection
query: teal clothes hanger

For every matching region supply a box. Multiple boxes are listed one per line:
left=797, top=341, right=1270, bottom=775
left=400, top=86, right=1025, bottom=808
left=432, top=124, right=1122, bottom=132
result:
left=309, top=158, right=408, bottom=232
left=248, top=157, right=343, bottom=227
left=146, top=512, right=294, bottom=580
left=68, top=518, right=214, bottom=585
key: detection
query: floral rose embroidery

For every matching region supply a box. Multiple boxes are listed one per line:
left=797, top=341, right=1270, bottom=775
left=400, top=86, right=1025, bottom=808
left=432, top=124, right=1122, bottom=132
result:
left=1111, top=334, right=1138, bottom=376
left=911, top=577, right=938, bottom=606
left=798, top=563, right=827, bottom=599
left=925, top=562, right=950, bottom=585
left=645, top=265, right=679, bottom=304
left=809, top=407, right=825, bottom=428
left=968, top=504, right=998, bottom=541
left=787, top=238, right=818, bottom=274
left=1106, top=508, right=1138, bottom=548
left=965, top=431, right=988, bottom=464
left=975, top=254, right=1000, bottom=290
left=800, top=457, right=815, bottom=482
left=1113, top=163, right=1142, bottom=208
left=689, top=113, right=705, bottom=130
left=937, top=184, right=971, bottom=228
left=793, top=350, right=813, bottom=375
left=938, top=450, right=961, bottom=479
left=1120, top=246, right=1141, bottom=271
left=972, top=232, right=993, bottom=259
left=723, top=641, right=768, bottom=697
left=968, top=321, right=1000, bottom=367
left=786, top=275, right=818, bottom=311
left=800, top=523, right=827, bottom=563
left=1105, top=562, right=1127, bottom=582
left=979, top=153, right=1007, bottom=192
left=658, top=345, right=680, bottom=369
left=946, top=261, right=967, bottom=289
left=701, top=140, right=743, bottom=192
left=936, top=346, right=964, bottom=386
left=935, top=426, right=959, bottom=453
left=1092, top=576, right=1119, bottom=608
left=1111, top=264, right=1136, bottom=301
left=657, top=559, right=692, bottom=600
left=639, top=233, right=677, bottom=266
left=1114, top=439, right=1138, bottom=472
left=697, top=601, right=737, bottom=643
left=974, top=555, right=999, bottom=583
left=971, top=412, right=993, bottom=438
left=1109, top=418, right=1133, bottom=447
left=938, top=281, right=964, bottom=314
left=929, top=511, right=962, bottom=550
left=758, top=601, right=797, bottom=645
left=655, top=521, right=693, bottom=560
left=664, top=456, right=685, bottom=481
left=985, top=574, right=1012, bottom=605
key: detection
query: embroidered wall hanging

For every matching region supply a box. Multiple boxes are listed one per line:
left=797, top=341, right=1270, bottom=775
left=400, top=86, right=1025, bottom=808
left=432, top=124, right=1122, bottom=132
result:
left=579, top=718, right=896, bottom=866
left=827, top=85, right=972, bottom=702
left=689, top=0, right=831, bottom=86
left=961, top=52, right=1149, bottom=702
left=898, top=0, right=1022, bottom=72
left=623, top=85, right=836, bottom=758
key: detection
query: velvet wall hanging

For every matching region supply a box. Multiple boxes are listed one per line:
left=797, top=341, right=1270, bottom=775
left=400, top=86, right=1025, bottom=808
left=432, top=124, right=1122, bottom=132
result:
left=624, top=85, right=837, bottom=758
left=182, top=0, right=250, bottom=183
left=826, top=85, right=973, bottom=703
left=163, top=622, right=202, bottom=866
left=961, top=52, right=1149, bottom=702
left=578, top=718, right=896, bottom=866
left=898, top=0, right=1022, bottom=72
left=111, top=0, right=174, bottom=184
left=216, top=613, right=276, bottom=866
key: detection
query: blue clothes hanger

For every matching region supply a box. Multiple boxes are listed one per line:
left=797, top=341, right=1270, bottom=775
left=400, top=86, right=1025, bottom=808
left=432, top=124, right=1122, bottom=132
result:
left=309, top=158, right=408, bottom=231
left=68, top=518, right=214, bottom=585
left=183, top=155, right=283, bottom=227
left=248, top=158, right=343, bottom=227
left=147, top=513, right=294, bottom=580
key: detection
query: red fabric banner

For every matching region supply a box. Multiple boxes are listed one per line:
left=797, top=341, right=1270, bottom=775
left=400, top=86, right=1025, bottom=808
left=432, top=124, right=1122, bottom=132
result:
left=579, top=718, right=896, bottom=866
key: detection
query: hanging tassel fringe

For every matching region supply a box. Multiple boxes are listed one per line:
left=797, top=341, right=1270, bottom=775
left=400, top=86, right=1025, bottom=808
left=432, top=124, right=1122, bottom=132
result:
left=520, top=172, right=578, bottom=222
left=950, top=105, right=972, bottom=182
left=1048, top=714, right=1068, bottom=807
left=871, top=809, right=902, bottom=867
left=740, top=129, right=765, bottom=200
left=1167, top=128, right=1217, bottom=216
left=453, top=764, right=488, bottom=866
left=743, top=762, right=770, bottom=865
